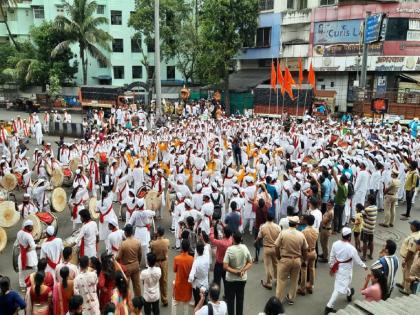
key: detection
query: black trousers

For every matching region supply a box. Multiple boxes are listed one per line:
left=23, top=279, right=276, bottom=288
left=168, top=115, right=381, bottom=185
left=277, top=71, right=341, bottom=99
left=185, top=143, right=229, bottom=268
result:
left=213, top=262, right=226, bottom=288
left=406, top=190, right=414, bottom=217
left=333, top=204, right=345, bottom=232
left=225, top=280, right=246, bottom=315
left=233, top=149, right=242, bottom=167
left=144, top=300, right=159, bottom=315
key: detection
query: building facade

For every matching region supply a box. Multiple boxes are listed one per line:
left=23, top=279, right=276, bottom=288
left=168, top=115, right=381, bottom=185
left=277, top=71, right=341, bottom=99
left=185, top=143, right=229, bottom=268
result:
left=0, top=0, right=182, bottom=87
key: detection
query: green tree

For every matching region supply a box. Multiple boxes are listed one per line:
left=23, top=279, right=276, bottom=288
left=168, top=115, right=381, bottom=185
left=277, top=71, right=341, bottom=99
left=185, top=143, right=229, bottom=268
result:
left=48, top=73, right=61, bottom=100
left=1, top=22, right=78, bottom=89
left=197, top=0, right=259, bottom=113
left=0, top=0, right=19, bottom=49
left=129, top=0, right=193, bottom=81
left=52, top=0, right=112, bottom=85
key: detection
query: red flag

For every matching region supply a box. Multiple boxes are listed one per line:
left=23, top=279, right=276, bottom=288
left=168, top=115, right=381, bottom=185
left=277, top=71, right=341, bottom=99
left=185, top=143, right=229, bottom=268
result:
left=298, top=58, right=304, bottom=87
left=284, top=66, right=295, bottom=99
left=308, top=62, right=316, bottom=90
left=270, top=61, right=276, bottom=90
left=277, top=62, right=284, bottom=95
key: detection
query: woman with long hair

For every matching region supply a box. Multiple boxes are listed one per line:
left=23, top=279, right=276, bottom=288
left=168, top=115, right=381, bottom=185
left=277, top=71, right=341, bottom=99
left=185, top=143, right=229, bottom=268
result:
left=111, top=271, right=132, bottom=315
left=52, top=267, right=74, bottom=315
left=98, top=253, right=116, bottom=311
left=361, top=269, right=389, bottom=301
left=25, top=272, right=52, bottom=315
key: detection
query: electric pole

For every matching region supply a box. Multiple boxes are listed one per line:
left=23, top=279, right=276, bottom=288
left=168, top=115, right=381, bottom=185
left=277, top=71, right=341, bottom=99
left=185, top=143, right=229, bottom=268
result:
left=155, top=0, right=162, bottom=118
left=360, top=11, right=371, bottom=90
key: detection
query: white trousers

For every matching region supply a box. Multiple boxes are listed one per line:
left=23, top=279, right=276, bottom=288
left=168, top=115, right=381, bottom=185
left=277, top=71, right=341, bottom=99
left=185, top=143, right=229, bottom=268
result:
left=326, top=287, right=351, bottom=308
left=171, top=299, right=191, bottom=315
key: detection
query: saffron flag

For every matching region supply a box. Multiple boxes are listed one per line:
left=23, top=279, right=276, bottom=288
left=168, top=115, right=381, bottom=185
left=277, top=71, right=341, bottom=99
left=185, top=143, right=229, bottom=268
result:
left=298, top=58, right=304, bottom=87
left=308, top=62, right=316, bottom=90
left=284, top=66, right=295, bottom=99
left=270, top=61, right=276, bottom=90
left=277, top=62, right=284, bottom=95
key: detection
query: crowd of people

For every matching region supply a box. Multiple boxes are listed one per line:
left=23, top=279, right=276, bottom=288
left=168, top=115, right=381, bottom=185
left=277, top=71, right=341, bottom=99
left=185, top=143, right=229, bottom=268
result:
left=0, top=105, right=419, bottom=315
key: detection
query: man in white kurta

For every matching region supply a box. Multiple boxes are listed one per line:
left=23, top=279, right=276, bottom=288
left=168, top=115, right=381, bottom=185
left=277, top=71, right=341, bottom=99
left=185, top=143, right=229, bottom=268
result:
left=17, top=220, right=38, bottom=288
left=199, top=193, right=214, bottom=235
left=18, top=193, right=38, bottom=218
left=325, top=227, right=367, bottom=313
left=40, top=226, right=63, bottom=282
left=129, top=199, right=155, bottom=266
left=96, top=190, right=118, bottom=245
left=106, top=218, right=124, bottom=257
left=76, top=209, right=99, bottom=258
left=242, top=176, right=257, bottom=234
left=351, top=163, right=370, bottom=218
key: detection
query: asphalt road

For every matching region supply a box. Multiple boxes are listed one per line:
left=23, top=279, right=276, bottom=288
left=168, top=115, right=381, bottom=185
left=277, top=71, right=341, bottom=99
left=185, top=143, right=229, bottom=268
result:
left=0, top=109, right=419, bottom=315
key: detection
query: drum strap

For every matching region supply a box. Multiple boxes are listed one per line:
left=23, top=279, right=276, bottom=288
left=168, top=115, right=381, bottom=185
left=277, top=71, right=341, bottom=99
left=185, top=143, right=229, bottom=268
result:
left=72, top=200, right=84, bottom=219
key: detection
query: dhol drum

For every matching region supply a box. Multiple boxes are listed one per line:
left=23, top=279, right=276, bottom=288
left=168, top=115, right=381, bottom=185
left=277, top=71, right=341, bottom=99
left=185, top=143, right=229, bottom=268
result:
left=63, top=228, right=80, bottom=265
left=12, top=236, right=48, bottom=272
left=88, top=197, right=99, bottom=220
left=62, top=165, right=73, bottom=187
left=26, top=212, right=58, bottom=241
left=145, top=191, right=162, bottom=212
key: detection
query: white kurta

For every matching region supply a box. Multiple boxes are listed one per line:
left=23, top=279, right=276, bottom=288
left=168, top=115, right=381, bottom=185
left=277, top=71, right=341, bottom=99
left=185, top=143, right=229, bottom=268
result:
left=96, top=192, right=118, bottom=241
left=40, top=237, right=64, bottom=277
left=77, top=221, right=98, bottom=258
left=329, top=240, right=366, bottom=294
left=106, top=229, right=124, bottom=256
left=129, top=209, right=155, bottom=246
left=242, top=185, right=256, bottom=219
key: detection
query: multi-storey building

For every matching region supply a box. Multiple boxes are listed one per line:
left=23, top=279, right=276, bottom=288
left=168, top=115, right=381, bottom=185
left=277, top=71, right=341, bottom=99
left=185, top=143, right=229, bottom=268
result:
left=0, top=0, right=182, bottom=87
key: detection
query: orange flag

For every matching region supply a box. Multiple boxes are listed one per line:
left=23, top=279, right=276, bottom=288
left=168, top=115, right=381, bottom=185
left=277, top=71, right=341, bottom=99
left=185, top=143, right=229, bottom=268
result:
left=277, top=62, right=284, bottom=95
left=270, top=61, right=276, bottom=90
left=298, top=58, right=304, bottom=87
left=284, top=66, right=295, bottom=99
left=308, top=61, right=316, bottom=90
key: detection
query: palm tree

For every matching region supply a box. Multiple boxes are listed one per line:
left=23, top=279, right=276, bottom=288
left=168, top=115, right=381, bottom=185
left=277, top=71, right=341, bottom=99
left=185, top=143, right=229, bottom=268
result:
left=0, top=0, right=20, bottom=49
left=52, top=0, right=112, bottom=85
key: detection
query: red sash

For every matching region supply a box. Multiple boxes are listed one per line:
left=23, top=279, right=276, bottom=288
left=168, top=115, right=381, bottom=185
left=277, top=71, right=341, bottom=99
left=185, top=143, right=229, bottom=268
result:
left=100, top=204, right=113, bottom=223
left=45, top=237, right=60, bottom=269
left=118, top=183, right=127, bottom=201
left=80, top=236, right=85, bottom=257
left=72, top=200, right=84, bottom=219
left=126, top=203, right=136, bottom=215
left=19, top=229, right=32, bottom=270
left=111, top=245, right=119, bottom=252
left=330, top=257, right=352, bottom=275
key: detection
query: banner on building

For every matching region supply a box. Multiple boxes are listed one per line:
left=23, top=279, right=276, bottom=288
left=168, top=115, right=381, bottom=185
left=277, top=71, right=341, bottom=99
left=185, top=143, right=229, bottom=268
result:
left=365, top=13, right=384, bottom=43
left=314, top=20, right=362, bottom=44
left=313, top=42, right=383, bottom=57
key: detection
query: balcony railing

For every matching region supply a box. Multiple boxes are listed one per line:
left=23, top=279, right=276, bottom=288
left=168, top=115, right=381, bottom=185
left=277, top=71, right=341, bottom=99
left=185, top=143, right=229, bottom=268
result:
left=282, top=9, right=312, bottom=25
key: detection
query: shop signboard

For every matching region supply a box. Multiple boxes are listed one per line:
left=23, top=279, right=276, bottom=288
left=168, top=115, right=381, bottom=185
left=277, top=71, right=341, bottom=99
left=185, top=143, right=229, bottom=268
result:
left=365, top=13, right=384, bottom=43
left=313, top=42, right=383, bottom=57
left=314, top=20, right=362, bottom=44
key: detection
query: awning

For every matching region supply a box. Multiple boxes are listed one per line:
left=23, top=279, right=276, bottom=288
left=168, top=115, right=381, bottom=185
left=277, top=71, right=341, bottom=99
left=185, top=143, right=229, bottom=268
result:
left=399, top=73, right=420, bottom=84
left=229, top=69, right=270, bottom=92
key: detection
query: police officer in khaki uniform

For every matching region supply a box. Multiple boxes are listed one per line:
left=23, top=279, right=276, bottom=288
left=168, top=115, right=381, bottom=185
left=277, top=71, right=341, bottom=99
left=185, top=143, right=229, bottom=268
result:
left=275, top=216, right=308, bottom=305
left=150, top=226, right=170, bottom=306
left=298, top=214, right=319, bottom=295
left=397, top=220, right=420, bottom=294
left=257, top=212, right=281, bottom=290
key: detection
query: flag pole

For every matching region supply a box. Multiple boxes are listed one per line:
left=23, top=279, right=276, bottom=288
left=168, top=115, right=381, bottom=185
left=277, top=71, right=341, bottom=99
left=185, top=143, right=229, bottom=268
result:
left=269, top=57, right=272, bottom=115
left=276, top=58, right=279, bottom=117
left=303, top=89, right=308, bottom=117
left=281, top=58, right=286, bottom=121
left=296, top=86, right=300, bottom=117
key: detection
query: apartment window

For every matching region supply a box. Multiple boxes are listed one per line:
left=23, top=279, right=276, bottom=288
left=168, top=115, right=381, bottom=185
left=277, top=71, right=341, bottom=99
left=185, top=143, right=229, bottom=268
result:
left=97, top=5, right=105, bottom=14
left=147, top=38, right=155, bottom=53
left=7, top=9, right=17, bottom=21
left=111, top=10, right=122, bottom=25
left=259, top=0, right=274, bottom=11
left=167, top=66, right=175, bottom=80
left=256, top=27, right=271, bottom=48
left=131, top=38, right=141, bottom=53
left=320, top=0, right=337, bottom=6
left=148, top=66, right=155, bottom=79
left=132, top=66, right=143, bottom=79
left=113, top=66, right=125, bottom=79
left=287, top=0, right=308, bottom=10
left=33, top=6, right=45, bottom=19
left=112, top=39, right=124, bottom=53
left=98, top=61, right=107, bottom=69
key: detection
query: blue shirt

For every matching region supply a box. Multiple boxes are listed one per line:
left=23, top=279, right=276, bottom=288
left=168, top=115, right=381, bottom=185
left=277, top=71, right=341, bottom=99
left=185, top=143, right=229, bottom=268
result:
left=0, top=290, right=26, bottom=315
left=409, top=120, right=418, bottom=137
left=265, top=183, right=279, bottom=217
left=321, top=178, right=332, bottom=203
left=225, top=212, right=241, bottom=233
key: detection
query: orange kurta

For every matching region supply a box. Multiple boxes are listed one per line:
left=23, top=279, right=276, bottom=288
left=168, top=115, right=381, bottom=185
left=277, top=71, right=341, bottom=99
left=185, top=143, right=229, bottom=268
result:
left=173, top=252, right=193, bottom=302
